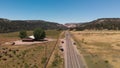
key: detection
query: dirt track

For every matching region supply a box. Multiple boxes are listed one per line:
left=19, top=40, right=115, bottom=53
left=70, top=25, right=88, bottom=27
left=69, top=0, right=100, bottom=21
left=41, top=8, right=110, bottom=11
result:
left=4, top=38, right=56, bottom=45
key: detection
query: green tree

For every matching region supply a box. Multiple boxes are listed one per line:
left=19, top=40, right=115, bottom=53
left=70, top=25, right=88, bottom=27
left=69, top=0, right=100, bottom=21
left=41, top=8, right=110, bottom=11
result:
left=33, top=28, right=46, bottom=41
left=19, top=30, right=27, bottom=39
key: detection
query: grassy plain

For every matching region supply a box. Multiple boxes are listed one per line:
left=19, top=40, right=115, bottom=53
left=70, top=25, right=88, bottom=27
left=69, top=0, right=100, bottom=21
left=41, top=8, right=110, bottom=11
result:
left=71, top=30, right=120, bottom=68
left=0, top=30, right=61, bottom=68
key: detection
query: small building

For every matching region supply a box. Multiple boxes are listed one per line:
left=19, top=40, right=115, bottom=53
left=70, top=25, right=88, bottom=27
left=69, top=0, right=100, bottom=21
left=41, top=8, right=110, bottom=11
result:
left=28, top=35, right=35, bottom=39
left=22, top=38, right=34, bottom=42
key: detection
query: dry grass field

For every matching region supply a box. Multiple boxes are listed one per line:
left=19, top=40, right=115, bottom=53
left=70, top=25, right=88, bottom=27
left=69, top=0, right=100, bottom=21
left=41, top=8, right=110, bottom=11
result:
left=0, top=30, right=61, bottom=68
left=0, top=42, right=56, bottom=68
left=71, top=30, right=120, bottom=68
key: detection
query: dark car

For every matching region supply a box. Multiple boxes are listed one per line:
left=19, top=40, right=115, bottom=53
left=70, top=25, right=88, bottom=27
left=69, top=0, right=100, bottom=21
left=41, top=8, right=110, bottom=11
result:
left=59, top=46, right=64, bottom=51
left=60, top=48, right=64, bottom=51
left=61, top=41, right=64, bottom=43
left=73, top=42, right=76, bottom=45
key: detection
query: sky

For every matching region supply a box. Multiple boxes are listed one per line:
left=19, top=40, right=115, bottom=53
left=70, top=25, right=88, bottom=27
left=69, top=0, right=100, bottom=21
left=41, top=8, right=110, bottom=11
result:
left=0, top=0, right=120, bottom=24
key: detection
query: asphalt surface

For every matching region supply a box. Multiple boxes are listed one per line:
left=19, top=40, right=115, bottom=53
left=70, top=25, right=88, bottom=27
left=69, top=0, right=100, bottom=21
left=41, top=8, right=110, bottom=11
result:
left=64, top=31, right=86, bottom=68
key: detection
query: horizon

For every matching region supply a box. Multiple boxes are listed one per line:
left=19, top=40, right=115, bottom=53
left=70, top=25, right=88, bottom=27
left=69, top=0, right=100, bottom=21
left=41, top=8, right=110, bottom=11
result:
left=0, top=0, right=120, bottom=24
left=2, top=17, right=120, bottom=24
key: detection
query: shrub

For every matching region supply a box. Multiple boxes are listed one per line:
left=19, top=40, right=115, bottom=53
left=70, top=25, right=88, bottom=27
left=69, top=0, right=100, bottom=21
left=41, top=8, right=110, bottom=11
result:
left=52, top=54, right=62, bottom=67
left=41, top=57, right=47, bottom=64
left=32, top=65, right=38, bottom=68
left=0, top=55, right=2, bottom=58
left=24, top=63, right=29, bottom=68
left=19, top=30, right=27, bottom=39
left=105, top=60, right=109, bottom=63
left=33, top=28, right=46, bottom=41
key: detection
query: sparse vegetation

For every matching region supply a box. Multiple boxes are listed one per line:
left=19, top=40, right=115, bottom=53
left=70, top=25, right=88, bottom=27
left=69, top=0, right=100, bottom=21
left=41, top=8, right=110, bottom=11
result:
left=41, top=57, right=47, bottom=64
left=52, top=54, right=62, bottom=67
left=47, top=32, right=64, bottom=68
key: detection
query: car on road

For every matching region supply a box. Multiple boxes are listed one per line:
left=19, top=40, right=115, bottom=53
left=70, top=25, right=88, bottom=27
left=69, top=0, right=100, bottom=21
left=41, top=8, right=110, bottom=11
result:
left=60, top=48, right=64, bottom=51
left=59, top=46, right=64, bottom=51
left=61, top=41, right=64, bottom=43
left=73, top=42, right=76, bottom=45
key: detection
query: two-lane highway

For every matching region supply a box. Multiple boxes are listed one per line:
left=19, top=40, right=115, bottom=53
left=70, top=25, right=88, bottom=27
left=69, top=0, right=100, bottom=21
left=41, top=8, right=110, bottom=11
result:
left=64, top=31, right=86, bottom=68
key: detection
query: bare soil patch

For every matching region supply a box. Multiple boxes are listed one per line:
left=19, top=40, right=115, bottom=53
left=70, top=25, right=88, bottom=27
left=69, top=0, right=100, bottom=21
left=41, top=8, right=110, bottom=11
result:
left=4, top=38, right=56, bottom=45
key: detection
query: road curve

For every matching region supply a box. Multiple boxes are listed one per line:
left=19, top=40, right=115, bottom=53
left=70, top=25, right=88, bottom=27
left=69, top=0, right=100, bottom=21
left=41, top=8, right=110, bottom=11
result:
left=64, top=31, right=86, bottom=68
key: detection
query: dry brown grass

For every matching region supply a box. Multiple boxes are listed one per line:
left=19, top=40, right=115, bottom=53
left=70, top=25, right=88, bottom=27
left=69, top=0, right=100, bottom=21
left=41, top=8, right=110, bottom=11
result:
left=0, top=30, right=62, bottom=68
left=0, top=41, right=57, bottom=68
left=72, top=30, right=120, bottom=68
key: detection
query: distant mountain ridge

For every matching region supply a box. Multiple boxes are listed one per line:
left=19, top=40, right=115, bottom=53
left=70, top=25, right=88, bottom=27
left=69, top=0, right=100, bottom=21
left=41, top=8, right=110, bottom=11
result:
left=0, top=18, right=66, bottom=33
left=74, top=18, right=120, bottom=30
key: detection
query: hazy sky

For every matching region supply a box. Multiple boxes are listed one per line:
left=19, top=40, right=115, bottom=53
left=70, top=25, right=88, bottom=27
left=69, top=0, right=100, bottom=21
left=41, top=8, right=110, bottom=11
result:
left=0, top=0, right=120, bottom=24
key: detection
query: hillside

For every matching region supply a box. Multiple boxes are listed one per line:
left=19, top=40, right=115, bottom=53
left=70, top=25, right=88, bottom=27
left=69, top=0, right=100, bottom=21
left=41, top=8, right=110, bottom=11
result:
left=76, top=18, right=120, bottom=30
left=0, top=18, right=66, bottom=33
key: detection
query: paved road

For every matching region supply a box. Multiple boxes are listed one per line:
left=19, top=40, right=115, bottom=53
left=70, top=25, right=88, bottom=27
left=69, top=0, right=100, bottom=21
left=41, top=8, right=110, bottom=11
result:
left=64, top=31, right=86, bottom=68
